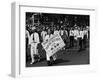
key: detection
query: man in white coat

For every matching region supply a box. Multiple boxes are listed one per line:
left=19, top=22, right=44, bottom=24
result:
left=69, top=28, right=74, bottom=47
left=41, top=27, right=47, bottom=42
left=30, top=29, right=40, bottom=64
left=78, top=28, right=84, bottom=51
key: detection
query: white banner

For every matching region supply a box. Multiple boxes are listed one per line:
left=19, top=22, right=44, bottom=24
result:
left=42, top=33, right=65, bottom=57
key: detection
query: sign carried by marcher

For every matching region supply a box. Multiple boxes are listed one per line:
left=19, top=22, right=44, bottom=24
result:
left=42, top=33, right=65, bottom=57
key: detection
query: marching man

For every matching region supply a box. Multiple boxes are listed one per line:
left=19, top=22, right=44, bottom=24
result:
left=44, top=29, right=57, bottom=66
left=78, top=28, right=84, bottom=51
left=44, top=29, right=52, bottom=65
left=83, top=28, right=88, bottom=49
left=30, top=28, right=40, bottom=64
left=69, top=28, right=74, bottom=47
left=63, top=27, right=68, bottom=49
left=26, top=29, right=30, bottom=49
left=41, top=27, right=47, bottom=42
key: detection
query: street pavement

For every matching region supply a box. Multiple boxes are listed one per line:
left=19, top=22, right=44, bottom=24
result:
left=26, top=44, right=89, bottom=67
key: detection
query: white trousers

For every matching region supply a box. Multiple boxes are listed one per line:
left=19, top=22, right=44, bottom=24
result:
left=30, top=42, right=38, bottom=63
left=46, top=53, right=50, bottom=61
left=46, top=52, right=57, bottom=61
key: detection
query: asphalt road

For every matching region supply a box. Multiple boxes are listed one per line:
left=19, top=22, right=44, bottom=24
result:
left=26, top=44, right=89, bottom=67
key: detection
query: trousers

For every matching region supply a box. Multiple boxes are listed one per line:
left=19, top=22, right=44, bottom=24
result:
left=30, top=42, right=38, bottom=63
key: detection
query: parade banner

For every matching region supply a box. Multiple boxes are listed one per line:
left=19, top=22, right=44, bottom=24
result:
left=42, top=33, right=65, bottom=57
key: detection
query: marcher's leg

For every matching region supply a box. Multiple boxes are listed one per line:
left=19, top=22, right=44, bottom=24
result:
left=34, top=43, right=37, bottom=55
left=83, top=35, right=87, bottom=49
left=35, top=43, right=40, bottom=61
left=72, top=36, right=74, bottom=47
left=46, top=53, right=51, bottom=66
left=70, top=36, right=72, bottom=47
left=30, top=43, right=35, bottom=64
left=79, top=38, right=82, bottom=51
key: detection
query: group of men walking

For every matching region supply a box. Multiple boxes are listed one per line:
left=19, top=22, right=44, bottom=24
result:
left=69, top=27, right=89, bottom=51
left=26, top=25, right=89, bottom=66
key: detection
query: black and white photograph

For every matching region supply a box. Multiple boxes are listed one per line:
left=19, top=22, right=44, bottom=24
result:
left=25, top=12, right=90, bottom=67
